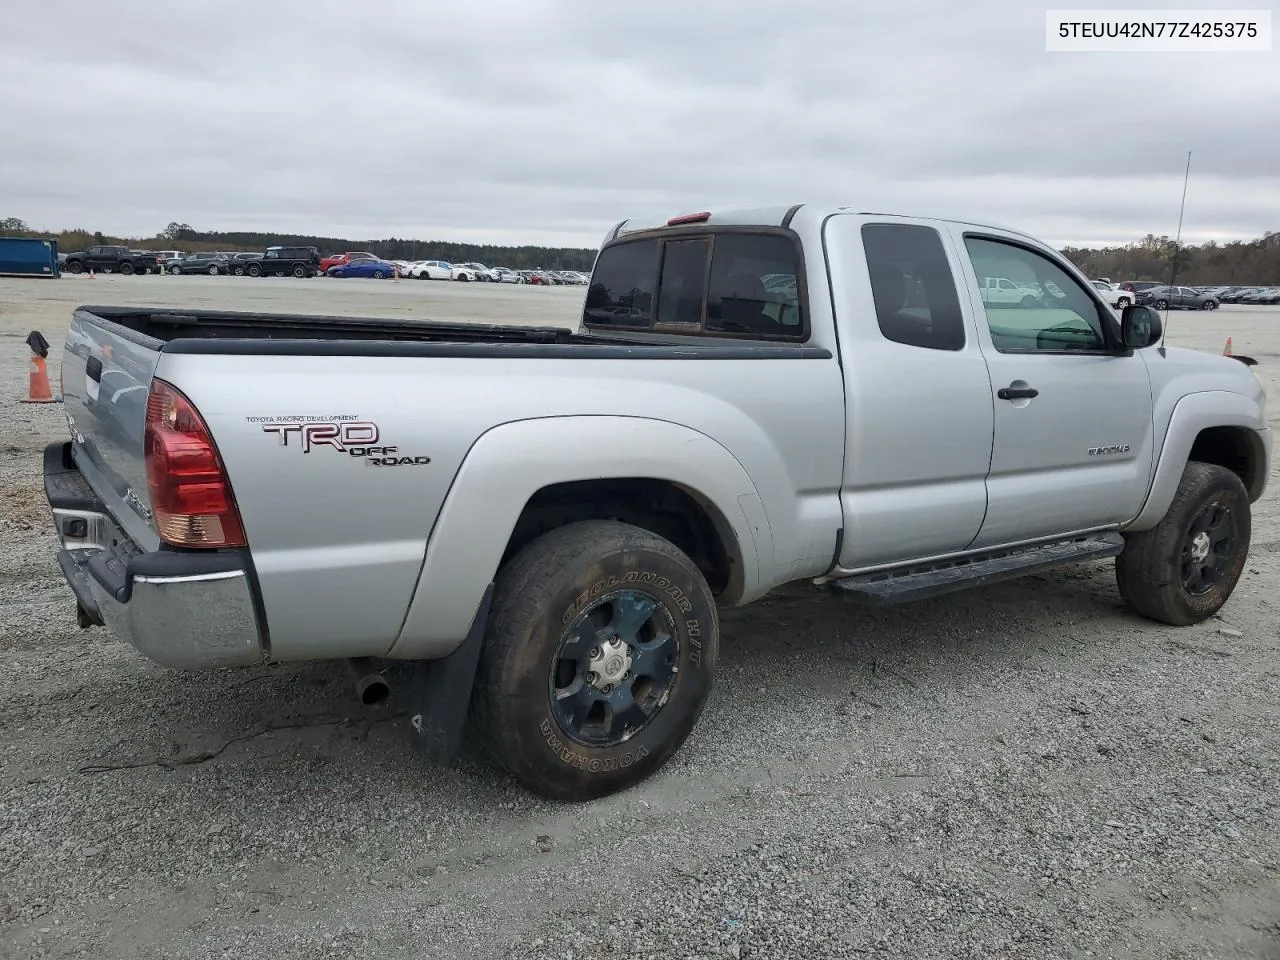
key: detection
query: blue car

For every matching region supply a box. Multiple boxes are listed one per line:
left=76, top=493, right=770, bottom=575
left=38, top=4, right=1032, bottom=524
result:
left=327, top=259, right=397, bottom=279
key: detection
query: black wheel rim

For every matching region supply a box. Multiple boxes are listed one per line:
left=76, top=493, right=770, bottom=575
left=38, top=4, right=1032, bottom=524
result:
left=549, top=589, right=679, bottom=748
left=1181, top=501, right=1236, bottom=595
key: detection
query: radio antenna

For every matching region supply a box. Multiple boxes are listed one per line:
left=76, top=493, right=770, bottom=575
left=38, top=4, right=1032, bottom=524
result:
left=1161, top=150, right=1192, bottom=347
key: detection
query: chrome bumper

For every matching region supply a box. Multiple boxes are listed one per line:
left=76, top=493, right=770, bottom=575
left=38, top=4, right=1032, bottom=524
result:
left=44, top=442, right=267, bottom=669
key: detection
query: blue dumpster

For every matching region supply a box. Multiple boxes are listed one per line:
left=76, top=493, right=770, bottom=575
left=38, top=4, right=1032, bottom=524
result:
left=0, top=237, right=60, bottom=277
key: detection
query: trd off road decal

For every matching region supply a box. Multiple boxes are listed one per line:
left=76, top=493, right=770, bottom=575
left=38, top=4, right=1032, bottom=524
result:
left=247, top=415, right=430, bottom=467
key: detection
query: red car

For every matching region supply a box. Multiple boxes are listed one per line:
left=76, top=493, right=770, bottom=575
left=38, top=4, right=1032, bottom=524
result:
left=318, top=251, right=379, bottom=274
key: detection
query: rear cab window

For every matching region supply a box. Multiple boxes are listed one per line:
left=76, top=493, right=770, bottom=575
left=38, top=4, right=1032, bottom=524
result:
left=861, top=223, right=965, bottom=351
left=583, top=229, right=807, bottom=340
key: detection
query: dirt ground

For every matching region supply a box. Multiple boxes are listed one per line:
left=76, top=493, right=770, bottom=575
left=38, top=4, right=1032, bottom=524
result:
left=1, top=274, right=1278, bottom=960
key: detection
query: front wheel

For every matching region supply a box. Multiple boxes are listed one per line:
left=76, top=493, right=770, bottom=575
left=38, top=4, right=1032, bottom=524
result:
left=1116, top=297, right=1131, bottom=308
left=1155, top=299, right=1169, bottom=310
left=247, top=264, right=261, bottom=277
left=1116, top=462, right=1251, bottom=626
left=120, top=262, right=135, bottom=276
left=473, top=520, right=718, bottom=801
left=169, top=265, right=181, bottom=275
left=1202, top=300, right=1215, bottom=310
left=209, top=265, right=219, bottom=275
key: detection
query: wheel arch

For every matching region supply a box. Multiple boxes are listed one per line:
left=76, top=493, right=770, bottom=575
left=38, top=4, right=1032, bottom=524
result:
left=388, top=416, right=771, bottom=660
left=1125, top=391, right=1270, bottom=531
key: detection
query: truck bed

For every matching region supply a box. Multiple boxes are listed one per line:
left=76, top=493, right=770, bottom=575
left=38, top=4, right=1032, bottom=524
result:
left=79, top=305, right=585, bottom=346
left=76, top=306, right=826, bottom=359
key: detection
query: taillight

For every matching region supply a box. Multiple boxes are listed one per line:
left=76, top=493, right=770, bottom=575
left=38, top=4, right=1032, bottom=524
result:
left=144, top=379, right=246, bottom=548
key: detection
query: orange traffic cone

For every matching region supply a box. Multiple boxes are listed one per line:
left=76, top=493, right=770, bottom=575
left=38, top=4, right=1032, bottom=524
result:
left=23, top=355, right=55, bottom=403
left=1223, top=337, right=1233, bottom=356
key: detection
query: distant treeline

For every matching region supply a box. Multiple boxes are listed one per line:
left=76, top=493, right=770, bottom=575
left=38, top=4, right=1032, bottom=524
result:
left=0, top=218, right=599, bottom=272
left=1062, top=231, right=1280, bottom=285
left=3, top=218, right=1278, bottom=283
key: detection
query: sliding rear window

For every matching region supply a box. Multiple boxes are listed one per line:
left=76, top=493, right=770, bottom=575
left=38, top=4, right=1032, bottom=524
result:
left=583, top=230, right=807, bottom=340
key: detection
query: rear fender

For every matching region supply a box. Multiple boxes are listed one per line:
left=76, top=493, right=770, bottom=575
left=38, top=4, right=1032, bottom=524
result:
left=1125, top=390, right=1270, bottom=531
left=388, top=416, right=770, bottom=660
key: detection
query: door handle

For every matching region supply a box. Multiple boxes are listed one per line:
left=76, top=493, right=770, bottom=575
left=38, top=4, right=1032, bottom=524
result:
left=997, top=384, right=1038, bottom=400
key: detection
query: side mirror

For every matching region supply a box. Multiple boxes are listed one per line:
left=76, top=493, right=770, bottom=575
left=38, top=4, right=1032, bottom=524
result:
left=1120, top=303, right=1162, bottom=349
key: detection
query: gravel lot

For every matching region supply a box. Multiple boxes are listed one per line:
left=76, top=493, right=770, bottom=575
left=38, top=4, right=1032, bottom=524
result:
left=2, top=275, right=1278, bottom=960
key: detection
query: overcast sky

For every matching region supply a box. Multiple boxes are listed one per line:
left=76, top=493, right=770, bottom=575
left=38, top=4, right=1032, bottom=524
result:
left=3, top=0, right=1277, bottom=249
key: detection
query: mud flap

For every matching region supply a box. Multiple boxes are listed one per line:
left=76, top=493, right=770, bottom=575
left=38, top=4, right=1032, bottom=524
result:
left=406, top=583, right=493, bottom=765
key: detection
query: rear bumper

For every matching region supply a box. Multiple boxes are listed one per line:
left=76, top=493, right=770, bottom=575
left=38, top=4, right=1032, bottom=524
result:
left=43, top=441, right=268, bottom=669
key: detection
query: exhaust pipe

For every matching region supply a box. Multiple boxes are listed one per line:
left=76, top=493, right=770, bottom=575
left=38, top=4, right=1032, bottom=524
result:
left=348, top=657, right=390, bottom=706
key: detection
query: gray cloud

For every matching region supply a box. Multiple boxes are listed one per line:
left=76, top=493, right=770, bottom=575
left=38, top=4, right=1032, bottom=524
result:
left=2, top=0, right=1277, bottom=248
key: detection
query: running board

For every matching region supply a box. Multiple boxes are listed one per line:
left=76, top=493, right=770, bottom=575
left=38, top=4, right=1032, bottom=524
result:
left=828, top=533, right=1125, bottom=605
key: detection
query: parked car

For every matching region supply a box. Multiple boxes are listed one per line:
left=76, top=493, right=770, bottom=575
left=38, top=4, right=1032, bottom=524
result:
left=980, top=276, right=1043, bottom=306
left=42, top=203, right=1270, bottom=802
left=227, top=253, right=264, bottom=276
left=1253, top=288, right=1280, bottom=304
left=62, top=245, right=159, bottom=276
left=326, top=258, right=398, bottom=278
left=247, top=246, right=321, bottom=278
left=1136, top=285, right=1219, bottom=310
left=153, top=250, right=185, bottom=271
left=168, top=252, right=231, bottom=275
left=407, top=260, right=455, bottom=280
left=520, top=270, right=552, bottom=285
left=319, top=251, right=378, bottom=273
left=1090, top=280, right=1135, bottom=309
left=453, top=262, right=498, bottom=282
left=1116, top=281, right=1164, bottom=296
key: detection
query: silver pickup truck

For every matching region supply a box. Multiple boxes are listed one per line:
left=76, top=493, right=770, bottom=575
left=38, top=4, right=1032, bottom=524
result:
left=44, top=205, right=1270, bottom=801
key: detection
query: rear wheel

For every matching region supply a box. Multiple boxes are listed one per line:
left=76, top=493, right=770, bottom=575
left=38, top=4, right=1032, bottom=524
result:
left=292, top=264, right=306, bottom=278
left=473, top=520, right=718, bottom=801
left=1117, top=462, right=1251, bottom=626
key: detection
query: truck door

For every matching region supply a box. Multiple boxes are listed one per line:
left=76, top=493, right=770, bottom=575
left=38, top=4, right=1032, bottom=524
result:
left=823, top=215, right=996, bottom=569
left=951, top=227, right=1155, bottom=547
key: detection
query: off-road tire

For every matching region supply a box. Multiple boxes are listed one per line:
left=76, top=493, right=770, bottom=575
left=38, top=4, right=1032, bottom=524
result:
left=1116, top=461, right=1251, bottom=626
left=472, top=520, right=718, bottom=801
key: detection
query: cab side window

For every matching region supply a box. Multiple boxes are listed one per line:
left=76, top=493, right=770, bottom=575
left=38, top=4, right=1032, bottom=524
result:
left=862, top=223, right=965, bottom=350
left=964, top=236, right=1108, bottom=353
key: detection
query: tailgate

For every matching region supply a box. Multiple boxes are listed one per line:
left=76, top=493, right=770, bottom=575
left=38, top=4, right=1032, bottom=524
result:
left=60, top=308, right=163, bottom=551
